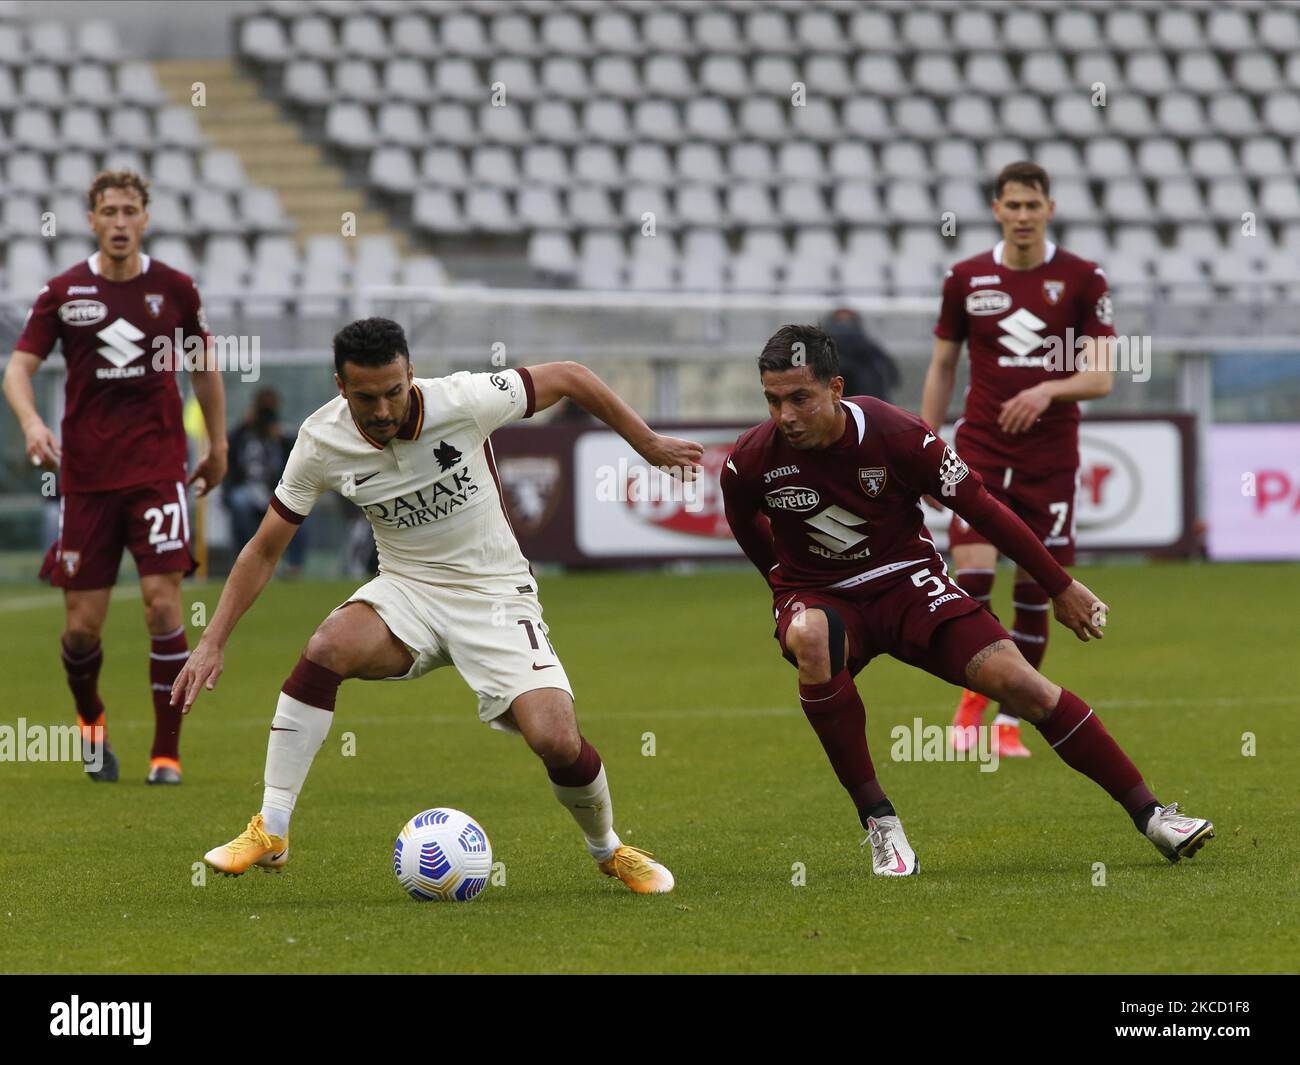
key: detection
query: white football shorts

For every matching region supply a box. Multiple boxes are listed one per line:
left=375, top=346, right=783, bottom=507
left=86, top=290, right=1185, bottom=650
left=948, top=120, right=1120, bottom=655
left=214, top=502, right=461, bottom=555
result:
left=337, top=573, right=573, bottom=730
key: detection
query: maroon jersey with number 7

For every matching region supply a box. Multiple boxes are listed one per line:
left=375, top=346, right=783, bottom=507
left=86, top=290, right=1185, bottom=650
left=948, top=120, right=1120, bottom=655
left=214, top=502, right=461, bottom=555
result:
left=933, top=240, right=1116, bottom=477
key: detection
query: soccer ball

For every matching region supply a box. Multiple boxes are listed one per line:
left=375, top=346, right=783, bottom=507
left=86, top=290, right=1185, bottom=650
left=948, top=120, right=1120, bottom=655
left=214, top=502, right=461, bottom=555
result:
left=393, top=808, right=493, bottom=902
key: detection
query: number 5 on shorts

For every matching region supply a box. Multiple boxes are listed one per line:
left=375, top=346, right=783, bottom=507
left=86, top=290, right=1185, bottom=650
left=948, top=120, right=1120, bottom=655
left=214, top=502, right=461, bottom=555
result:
left=911, top=569, right=948, bottom=597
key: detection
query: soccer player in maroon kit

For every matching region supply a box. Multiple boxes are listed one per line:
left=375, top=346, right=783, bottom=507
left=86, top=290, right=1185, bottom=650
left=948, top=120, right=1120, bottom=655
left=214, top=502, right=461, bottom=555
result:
left=2, top=170, right=228, bottom=784
left=922, top=161, right=1116, bottom=758
left=720, top=325, right=1212, bottom=874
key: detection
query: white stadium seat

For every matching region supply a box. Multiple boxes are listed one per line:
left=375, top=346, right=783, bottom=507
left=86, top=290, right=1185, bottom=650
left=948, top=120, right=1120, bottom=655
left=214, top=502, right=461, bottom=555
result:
left=390, top=13, right=437, bottom=58
left=1134, top=138, right=1184, bottom=178
left=383, top=58, right=432, bottom=102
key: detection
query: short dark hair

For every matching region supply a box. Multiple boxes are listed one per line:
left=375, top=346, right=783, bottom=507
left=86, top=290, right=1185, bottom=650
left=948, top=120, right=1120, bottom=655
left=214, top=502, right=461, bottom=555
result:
left=333, top=317, right=409, bottom=380
left=994, top=161, right=1051, bottom=200
left=87, top=169, right=150, bottom=212
left=758, top=324, right=840, bottom=384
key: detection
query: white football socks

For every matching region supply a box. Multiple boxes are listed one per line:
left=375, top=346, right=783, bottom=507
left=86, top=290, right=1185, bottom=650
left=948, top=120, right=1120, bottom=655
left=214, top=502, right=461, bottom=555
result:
left=260, top=692, right=333, bottom=838
left=550, top=765, right=621, bottom=862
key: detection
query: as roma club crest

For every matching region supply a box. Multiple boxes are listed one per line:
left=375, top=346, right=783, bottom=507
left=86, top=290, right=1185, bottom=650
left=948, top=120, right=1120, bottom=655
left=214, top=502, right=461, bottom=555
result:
left=144, top=293, right=165, bottom=318
left=1042, top=280, right=1065, bottom=305
left=859, top=467, right=887, bottom=498
left=61, top=550, right=81, bottom=578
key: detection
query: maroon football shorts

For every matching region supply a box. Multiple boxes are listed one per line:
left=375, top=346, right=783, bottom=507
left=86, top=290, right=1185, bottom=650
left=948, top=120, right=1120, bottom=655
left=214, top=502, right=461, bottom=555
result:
left=40, top=479, right=196, bottom=590
left=772, top=565, right=1010, bottom=688
left=947, top=432, right=1079, bottom=567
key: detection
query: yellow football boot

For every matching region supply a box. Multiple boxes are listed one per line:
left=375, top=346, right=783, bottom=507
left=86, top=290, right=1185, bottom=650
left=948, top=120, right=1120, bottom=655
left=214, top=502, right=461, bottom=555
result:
left=599, top=844, right=675, bottom=894
left=203, top=814, right=289, bottom=876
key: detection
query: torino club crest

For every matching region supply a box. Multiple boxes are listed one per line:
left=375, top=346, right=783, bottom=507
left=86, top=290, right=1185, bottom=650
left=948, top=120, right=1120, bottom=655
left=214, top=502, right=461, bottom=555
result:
left=858, top=467, right=887, bottom=497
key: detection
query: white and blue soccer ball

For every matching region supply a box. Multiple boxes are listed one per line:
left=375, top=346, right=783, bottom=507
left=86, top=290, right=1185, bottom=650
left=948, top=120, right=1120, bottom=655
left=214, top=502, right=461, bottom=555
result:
left=393, top=808, right=493, bottom=902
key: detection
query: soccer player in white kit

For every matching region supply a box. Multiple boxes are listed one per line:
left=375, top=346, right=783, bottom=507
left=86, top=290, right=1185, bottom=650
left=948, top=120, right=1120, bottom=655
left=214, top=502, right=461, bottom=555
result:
left=172, top=318, right=703, bottom=893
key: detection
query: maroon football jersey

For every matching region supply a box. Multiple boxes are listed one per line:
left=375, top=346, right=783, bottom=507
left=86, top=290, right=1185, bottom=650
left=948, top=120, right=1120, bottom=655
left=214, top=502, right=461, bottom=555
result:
left=16, top=252, right=211, bottom=494
left=933, top=240, right=1115, bottom=476
left=721, top=397, right=989, bottom=595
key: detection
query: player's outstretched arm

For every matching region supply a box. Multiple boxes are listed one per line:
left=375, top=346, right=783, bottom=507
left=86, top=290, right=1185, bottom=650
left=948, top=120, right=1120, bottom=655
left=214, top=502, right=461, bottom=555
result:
left=171, top=507, right=299, bottom=713
left=905, top=426, right=1107, bottom=642
left=3, top=350, right=61, bottom=468
left=953, top=486, right=1107, bottom=641
left=526, top=361, right=704, bottom=475
left=919, top=338, right=961, bottom=510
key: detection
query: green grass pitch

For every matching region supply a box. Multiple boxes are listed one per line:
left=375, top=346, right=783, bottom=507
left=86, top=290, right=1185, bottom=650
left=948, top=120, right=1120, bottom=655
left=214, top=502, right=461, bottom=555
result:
left=0, top=563, right=1296, bottom=974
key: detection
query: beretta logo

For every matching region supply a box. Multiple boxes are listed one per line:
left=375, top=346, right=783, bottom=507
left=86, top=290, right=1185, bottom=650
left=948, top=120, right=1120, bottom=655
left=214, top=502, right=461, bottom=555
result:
left=965, top=290, right=1012, bottom=316
left=765, top=486, right=820, bottom=512
left=58, top=299, right=108, bottom=326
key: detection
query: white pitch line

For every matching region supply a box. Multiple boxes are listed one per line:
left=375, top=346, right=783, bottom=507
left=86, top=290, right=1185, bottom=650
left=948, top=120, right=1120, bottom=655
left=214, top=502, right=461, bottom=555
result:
left=88, top=693, right=1296, bottom=730
left=0, top=585, right=144, bottom=612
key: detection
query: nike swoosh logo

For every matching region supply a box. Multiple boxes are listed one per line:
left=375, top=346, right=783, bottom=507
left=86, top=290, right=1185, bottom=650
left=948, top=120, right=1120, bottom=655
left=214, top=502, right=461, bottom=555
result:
left=892, top=845, right=907, bottom=873
left=354, top=472, right=379, bottom=485
left=922, top=432, right=936, bottom=448
left=270, top=726, right=298, bottom=732
left=531, top=663, right=556, bottom=671
left=1171, top=824, right=1196, bottom=835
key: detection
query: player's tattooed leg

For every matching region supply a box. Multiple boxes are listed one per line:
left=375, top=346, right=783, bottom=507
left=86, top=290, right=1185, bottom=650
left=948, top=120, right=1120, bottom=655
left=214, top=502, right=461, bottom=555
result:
left=963, top=640, right=1061, bottom=723
left=963, top=638, right=1013, bottom=684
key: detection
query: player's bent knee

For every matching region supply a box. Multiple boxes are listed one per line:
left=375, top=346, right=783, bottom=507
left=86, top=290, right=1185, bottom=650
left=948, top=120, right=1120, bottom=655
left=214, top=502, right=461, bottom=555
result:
left=529, top=728, right=581, bottom=769
left=786, top=606, right=846, bottom=676
left=303, top=629, right=350, bottom=675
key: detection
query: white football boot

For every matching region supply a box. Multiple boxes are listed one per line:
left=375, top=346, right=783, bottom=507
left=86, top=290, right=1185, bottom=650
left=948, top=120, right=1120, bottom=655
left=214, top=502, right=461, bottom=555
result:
left=1145, top=802, right=1215, bottom=862
left=863, top=815, right=919, bottom=876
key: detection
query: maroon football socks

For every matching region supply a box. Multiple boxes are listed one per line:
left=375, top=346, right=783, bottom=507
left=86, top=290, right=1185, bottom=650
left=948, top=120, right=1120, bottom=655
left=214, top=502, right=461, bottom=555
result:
left=282, top=654, right=344, bottom=712
left=62, top=635, right=106, bottom=738
left=149, top=626, right=189, bottom=761
left=1034, top=688, right=1158, bottom=826
left=799, top=671, right=892, bottom=827
left=954, top=568, right=995, bottom=614
left=547, top=735, right=602, bottom=786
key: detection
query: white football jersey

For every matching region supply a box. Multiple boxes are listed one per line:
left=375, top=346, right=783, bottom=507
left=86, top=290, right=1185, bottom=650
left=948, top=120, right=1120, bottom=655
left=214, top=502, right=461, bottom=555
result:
left=272, top=368, right=536, bottom=588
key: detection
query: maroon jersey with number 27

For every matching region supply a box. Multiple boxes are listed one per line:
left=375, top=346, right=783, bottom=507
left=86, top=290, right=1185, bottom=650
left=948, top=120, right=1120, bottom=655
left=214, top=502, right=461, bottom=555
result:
left=15, top=252, right=211, bottom=494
